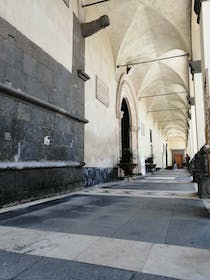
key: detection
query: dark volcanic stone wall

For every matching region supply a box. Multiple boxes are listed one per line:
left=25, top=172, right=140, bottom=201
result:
left=83, top=167, right=118, bottom=188
left=0, top=15, right=86, bottom=206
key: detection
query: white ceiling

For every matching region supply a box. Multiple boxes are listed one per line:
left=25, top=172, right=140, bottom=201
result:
left=84, top=0, right=192, bottom=141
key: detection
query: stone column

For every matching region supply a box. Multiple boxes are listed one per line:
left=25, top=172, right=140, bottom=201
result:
left=200, top=1, right=210, bottom=147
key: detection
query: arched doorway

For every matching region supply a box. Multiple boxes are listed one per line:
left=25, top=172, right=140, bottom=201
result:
left=116, top=75, right=139, bottom=172
left=121, top=99, right=130, bottom=151
left=172, top=150, right=184, bottom=169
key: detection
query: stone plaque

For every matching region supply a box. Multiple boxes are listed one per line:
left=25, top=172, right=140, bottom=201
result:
left=96, top=75, right=109, bottom=107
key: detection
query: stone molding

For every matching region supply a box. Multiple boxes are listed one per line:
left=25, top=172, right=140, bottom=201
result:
left=0, top=160, right=85, bottom=170
left=0, top=83, right=88, bottom=124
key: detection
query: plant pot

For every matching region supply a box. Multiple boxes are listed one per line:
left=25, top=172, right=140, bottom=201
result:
left=118, top=163, right=137, bottom=176
left=145, top=163, right=156, bottom=173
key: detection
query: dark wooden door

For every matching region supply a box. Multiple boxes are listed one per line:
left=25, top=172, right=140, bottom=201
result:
left=174, top=154, right=183, bottom=169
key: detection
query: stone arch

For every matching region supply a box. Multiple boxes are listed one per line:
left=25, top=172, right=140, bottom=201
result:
left=116, top=74, right=138, bottom=165
left=121, top=98, right=131, bottom=151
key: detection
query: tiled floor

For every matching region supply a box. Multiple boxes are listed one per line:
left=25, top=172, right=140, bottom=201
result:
left=0, top=169, right=209, bottom=280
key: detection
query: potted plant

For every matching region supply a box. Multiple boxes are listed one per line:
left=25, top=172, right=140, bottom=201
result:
left=145, top=155, right=156, bottom=173
left=118, top=148, right=137, bottom=176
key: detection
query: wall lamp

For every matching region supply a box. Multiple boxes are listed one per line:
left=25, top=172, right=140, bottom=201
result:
left=78, top=69, right=90, bottom=81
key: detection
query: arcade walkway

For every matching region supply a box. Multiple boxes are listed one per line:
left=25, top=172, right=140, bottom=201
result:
left=0, top=170, right=210, bottom=280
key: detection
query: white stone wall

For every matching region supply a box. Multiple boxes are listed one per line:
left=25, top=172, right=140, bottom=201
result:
left=201, top=1, right=210, bottom=82
left=84, top=7, right=118, bottom=168
left=0, top=0, right=73, bottom=71
left=138, top=96, right=168, bottom=169
left=201, top=1, right=210, bottom=145
left=187, top=2, right=207, bottom=155
left=138, top=101, right=156, bottom=168
left=194, top=73, right=206, bottom=149
left=191, top=7, right=201, bottom=61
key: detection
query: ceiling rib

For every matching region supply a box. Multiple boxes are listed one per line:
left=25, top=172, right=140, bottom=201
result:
left=147, top=108, right=187, bottom=113
left=157, top=119, right=186, bottom=123
left=138, top=91, right=188, bottom=100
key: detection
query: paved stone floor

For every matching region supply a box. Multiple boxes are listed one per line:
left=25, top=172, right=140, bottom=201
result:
left=0, top=169, right=210, bottom=280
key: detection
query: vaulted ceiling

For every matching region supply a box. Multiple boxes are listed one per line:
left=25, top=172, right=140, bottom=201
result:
left=84, top=0, right=192, bottom=142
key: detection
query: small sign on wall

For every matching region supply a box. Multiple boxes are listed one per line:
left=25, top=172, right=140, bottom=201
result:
left=95, top=75, right=109, bottom=107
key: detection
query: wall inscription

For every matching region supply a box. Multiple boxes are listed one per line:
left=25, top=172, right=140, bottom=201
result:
left=96, top=75, right=109, bottom=107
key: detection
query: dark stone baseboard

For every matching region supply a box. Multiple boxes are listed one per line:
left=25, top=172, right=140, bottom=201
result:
left=0, top=167, right=83, bottom=207
left=83, top=167, right=118, bottom=188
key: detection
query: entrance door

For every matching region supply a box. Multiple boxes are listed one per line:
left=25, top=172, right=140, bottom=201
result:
left=173, top=153, right=183, bottom=169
